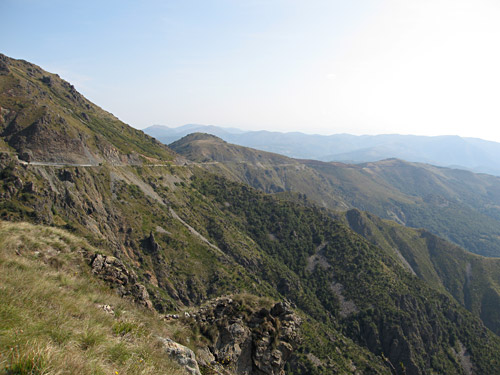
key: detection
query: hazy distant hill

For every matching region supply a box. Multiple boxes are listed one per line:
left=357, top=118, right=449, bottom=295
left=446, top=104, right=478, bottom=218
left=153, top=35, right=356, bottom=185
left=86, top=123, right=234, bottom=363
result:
left=145, top=124, right=500, bottom=176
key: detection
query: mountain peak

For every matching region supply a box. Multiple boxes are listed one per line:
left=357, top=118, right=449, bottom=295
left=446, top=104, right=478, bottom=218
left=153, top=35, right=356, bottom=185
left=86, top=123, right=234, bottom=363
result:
left=0, top=54, right=174, bottom=165
left=176, top=132, right=226, bottom=143
left=170, top=131, right=295, bottom=165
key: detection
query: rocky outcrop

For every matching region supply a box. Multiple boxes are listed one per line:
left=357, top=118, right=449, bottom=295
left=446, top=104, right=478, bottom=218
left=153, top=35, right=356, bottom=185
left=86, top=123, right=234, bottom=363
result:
left=146, top=231, right=161, bottom=254
left=158, top=337, right=202, bottom=375
left=0, top=54, right=9, bottom=75
left=89, top=253, right=153, bottom=309
left=192, top=296, right=301, bottom=375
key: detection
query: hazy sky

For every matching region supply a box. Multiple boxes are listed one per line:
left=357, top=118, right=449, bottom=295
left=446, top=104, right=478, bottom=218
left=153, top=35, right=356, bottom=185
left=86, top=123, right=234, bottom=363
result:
left=2, top=0, right=500, bottom=141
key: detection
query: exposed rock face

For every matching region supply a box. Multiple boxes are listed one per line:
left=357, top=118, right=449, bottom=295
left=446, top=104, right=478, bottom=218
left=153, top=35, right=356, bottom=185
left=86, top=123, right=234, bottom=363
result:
left=158, top=337, right=202, bottom=375
left=0, top=54, right=9, bottom=75
left=193, top=297, right=301, bottom=375
left=146, top=231, right=161, bottom=254
left=89, top=253, right=153, bottom=309
left=6, top=118, right=95, bottom=165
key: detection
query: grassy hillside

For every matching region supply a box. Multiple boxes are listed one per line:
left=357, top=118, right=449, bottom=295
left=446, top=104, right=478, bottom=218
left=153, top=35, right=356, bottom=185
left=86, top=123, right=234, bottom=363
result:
left=0, top=221, right=185, bottom=375
left=4, top=156, right=500, bottom=373
left=0, top=156, right=392, bottom=374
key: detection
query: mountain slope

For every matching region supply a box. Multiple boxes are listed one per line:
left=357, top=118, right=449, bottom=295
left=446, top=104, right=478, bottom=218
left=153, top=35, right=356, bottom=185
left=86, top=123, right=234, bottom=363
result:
left=190, top=171, right=500, bottom=374
left=0, top=153, right=391, bottom=374
left=3, top=54, right=500, bottom=374
left=0, top=220, right=187, bottom=375
left=335, top=209, right=500, bottom=336
left=171, top=133, right=500, bottom=257
left=171, top=133, right=500, bottom=349
left=0, top=54, right=389, bottom=374
left=0, top=53, right=174, bottom=165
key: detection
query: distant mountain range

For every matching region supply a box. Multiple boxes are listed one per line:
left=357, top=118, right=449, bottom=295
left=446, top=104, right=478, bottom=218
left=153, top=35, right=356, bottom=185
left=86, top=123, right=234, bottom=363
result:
left=145, top=124, right=500, bottom=176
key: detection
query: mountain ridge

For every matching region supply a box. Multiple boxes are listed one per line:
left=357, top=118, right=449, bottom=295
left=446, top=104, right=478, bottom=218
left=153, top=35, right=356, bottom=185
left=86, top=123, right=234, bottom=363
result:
left=146, top=124, right=500, bottom=176
left=170, top=133, right=500, bottom=258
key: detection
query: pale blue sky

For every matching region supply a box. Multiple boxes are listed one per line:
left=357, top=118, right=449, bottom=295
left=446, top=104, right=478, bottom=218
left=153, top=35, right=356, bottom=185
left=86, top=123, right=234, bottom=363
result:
left=2, top=0, right=500, bottom=141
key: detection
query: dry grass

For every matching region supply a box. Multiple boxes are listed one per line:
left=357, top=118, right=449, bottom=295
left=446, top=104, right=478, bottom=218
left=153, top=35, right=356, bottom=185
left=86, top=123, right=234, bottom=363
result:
left=0, top=221, right=186, bottom=375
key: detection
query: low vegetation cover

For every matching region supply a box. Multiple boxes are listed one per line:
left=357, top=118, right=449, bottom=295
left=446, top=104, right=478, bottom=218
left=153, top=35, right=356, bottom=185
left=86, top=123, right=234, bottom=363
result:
left=0, top=221, right=185, bottom=375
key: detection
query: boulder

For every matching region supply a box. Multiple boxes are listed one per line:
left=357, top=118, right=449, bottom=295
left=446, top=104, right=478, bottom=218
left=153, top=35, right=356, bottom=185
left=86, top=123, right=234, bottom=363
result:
left=158, top=337, right=201, bottom=375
